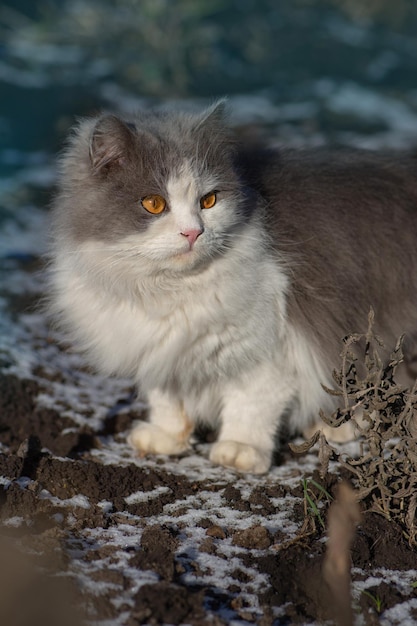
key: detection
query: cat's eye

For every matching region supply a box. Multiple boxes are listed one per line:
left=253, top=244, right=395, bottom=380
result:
left=200, top=192, right=217, bottom=210
left=141, top=194, right=167, bottom=215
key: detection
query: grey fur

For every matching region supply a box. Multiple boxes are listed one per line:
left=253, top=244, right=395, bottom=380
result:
left=236, top=146, right=417, bottom=370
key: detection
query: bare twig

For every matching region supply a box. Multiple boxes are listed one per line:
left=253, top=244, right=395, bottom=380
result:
left=323, top=483, right=361, bottom=626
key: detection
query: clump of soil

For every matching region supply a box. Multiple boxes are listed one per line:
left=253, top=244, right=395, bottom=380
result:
left=0, top=373, right=95, bottom=457
left=131, top=582, right=206, bottom=625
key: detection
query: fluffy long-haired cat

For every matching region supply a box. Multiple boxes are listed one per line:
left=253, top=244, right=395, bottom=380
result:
left=49, top=101, right=417, bottom=473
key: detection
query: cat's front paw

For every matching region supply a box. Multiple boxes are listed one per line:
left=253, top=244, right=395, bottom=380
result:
left=128, top=422, right=190, bottom=456
left=209, top=440, right=270, bottom=474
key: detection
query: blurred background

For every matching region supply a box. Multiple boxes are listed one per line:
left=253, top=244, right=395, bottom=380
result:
left=1, top=0, right=417, bottom=248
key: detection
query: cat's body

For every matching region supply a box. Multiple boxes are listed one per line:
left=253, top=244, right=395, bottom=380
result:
left=49, top=103, right=417, bottom=473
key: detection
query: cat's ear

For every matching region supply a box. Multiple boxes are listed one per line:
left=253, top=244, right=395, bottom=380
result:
left=194, top=99, right=228, bottom=130
left=89, top=115, right=134, bottom=172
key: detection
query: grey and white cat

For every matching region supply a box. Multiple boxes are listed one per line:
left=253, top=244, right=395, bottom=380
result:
left=49, top=102, right=417, bottom=473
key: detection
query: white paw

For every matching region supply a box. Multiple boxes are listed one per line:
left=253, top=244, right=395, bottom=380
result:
left=322, top=421, right=358, bottom=443
left=304, top=420, right=358, bottom=444
left=209, top=440, right=271, bottom=474
left=128, top=422, right=190, bottom=456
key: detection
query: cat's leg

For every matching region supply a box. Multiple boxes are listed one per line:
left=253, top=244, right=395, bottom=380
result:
left=210, top=365, right=297, bottom=474
left=129, top=389, right=192, bottom=456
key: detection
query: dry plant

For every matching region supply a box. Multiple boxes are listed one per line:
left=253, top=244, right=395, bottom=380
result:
left=323, top=483, right=361, bottom=626
left=291, top=309, right=417, bottom=544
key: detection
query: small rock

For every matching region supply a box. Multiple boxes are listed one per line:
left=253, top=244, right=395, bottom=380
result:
left=200, top=538, right=216, bottom=554
left=232, top=525, right=272, bottom=549
left=206, top=525, right=226, bottom=539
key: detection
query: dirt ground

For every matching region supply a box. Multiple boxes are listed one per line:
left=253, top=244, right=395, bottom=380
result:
left=1, top=255, right=417, bottom=626
left=1, top=368, right=417, bottom=626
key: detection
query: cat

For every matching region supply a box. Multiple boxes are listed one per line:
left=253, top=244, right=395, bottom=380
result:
left=49, top=101, right=417, bottom=474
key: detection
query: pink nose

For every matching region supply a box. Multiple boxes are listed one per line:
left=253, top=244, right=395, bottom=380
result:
left=181, top=228, right=203, bottom=248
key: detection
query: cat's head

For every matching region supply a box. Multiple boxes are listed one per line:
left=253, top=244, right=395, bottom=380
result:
left=53, top=102, right=253, bottom=278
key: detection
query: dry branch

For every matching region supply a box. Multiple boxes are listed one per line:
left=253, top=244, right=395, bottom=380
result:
left=323, top=483, right=361, bottom=626
left=301, top=309, right=417, bottom=544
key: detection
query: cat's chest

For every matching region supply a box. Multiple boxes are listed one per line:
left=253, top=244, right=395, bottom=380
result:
left=62, top=245, right=288, bottom=392
left=103, top=284, right=242, bottom=389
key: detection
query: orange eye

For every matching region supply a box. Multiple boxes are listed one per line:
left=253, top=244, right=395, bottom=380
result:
left=200, top=192, right=217, bottom=210
left=141, top=194, right=167, bottom=215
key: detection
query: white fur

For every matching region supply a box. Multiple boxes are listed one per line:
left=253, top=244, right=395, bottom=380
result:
left=166, top=162, right=206, bottom=237
left=51, top=164, right=334, bottom=473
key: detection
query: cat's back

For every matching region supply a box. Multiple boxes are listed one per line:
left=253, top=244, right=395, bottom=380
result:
left=238, top=143, right=417, bottom=270
left=237, top=144, right=417, bottom=226
left=237, top=142, right=417, bottom=362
